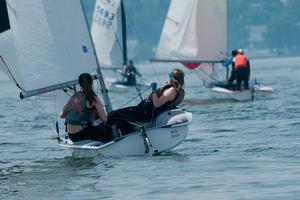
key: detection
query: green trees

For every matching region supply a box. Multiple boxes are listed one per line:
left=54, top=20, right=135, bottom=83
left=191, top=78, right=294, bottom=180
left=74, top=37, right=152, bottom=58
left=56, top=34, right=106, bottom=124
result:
left=262, top=0, right=300, bottom=53
left=229, top=0, right=300, bottom=53
left=83, top=0, right=300, bottom=59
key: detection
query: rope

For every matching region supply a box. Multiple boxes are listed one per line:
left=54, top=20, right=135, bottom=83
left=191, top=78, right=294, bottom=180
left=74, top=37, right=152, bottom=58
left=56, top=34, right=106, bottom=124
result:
left=117, top=85, right=151, bottom=110
left=0, top=56, right=23, bottom=90
left=52, top=92, right=61, bottom=139
left=126, top=12, right=161, bottom=84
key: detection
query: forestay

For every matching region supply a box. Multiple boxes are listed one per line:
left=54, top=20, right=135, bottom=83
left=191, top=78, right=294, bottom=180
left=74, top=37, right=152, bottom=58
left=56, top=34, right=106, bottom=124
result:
left=0, top=0, right=99, bottom=92
left=91, top=0, right=125, bottom=69
left=155, top=0, right=228, bottom=63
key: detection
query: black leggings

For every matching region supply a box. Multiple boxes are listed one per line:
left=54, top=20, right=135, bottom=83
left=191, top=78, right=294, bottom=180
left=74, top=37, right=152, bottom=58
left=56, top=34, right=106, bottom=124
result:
left=235, top=69, right=249, bottom=90
left=107, top=101, right=156, bottom=135
left=108, top=101, right=155, bottom=123
left=68, top=124, right=113, bottom=142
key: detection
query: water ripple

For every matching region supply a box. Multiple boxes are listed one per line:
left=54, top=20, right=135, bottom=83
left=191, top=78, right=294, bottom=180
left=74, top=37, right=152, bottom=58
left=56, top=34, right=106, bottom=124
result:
left=245, top=146, right=275, bottom=153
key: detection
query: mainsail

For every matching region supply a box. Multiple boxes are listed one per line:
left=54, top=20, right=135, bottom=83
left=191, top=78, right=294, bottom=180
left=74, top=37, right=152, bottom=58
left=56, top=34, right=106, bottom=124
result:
left=91, top=0, right=127, bottom=69
left=155, top=0, right=228, bottom=65
left=0, top=0, right=112, bottom=110
left=0, top=1, right=98, bottom=93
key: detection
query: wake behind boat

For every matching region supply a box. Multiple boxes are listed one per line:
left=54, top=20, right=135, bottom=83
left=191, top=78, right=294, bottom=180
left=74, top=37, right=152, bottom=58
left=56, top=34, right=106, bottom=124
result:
left=152, top=0, right=273, bottom=101
left=0, top=0, right=192, bottom=157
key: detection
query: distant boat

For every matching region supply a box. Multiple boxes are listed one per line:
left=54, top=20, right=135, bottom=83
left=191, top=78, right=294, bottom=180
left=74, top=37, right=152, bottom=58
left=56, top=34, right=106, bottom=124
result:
left=0, top=0, right=192, bottom=157
left=152, top=0, right=273, bottom=101
left=91, top=0, right=148, bottom=91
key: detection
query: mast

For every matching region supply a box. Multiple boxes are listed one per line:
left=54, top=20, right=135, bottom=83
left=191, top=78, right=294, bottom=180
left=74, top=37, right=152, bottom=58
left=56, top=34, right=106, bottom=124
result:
left=80, top=0, right=112, bottom=112
left=121, top=0, right=128, bottom=66
left=225, top=0, right=229, bottom=81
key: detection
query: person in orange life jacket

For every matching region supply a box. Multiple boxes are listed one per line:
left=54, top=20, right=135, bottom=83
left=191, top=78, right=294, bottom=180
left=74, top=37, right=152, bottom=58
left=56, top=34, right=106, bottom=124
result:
left=234, top=49, right=250, bottom=90
left=107, top=68, right=185, bottom=134
left=60, top=73, right=112, bottom=142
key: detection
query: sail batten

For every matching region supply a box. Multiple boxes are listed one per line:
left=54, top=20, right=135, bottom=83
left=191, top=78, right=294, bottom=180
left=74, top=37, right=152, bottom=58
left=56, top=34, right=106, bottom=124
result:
left=1, top=0, right=99, bottom=92
left=155, top=0, right=228, bottom=62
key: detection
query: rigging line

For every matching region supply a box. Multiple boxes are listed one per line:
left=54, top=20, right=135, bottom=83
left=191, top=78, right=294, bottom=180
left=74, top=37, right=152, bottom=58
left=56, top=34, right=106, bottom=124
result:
left=102, top=4, right=155, bottom=85
left=115, top=85, right=151, bottom=111
left=111, top=25, right=125, bottom=60
left=52, top=91, right=61, bottom=137
left=0, top=56, right=23, bottom=90
left=107, top=22, right=151, bottom=97
left=197, top=65, right=219, bottom=82
left=125, top=8, right=161, bottom=84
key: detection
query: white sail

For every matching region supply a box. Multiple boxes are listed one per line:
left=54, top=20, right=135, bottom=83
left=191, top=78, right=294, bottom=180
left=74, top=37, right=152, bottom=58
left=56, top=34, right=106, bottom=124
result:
left=155, top=0, right=228, bottom=62
left=0, top=31, right=20, bottom=85
left=91, top=0, right=124, bottom=69
left=0, top=0, right=99, bottom=92
left=0, top=1, right=21, bottom=86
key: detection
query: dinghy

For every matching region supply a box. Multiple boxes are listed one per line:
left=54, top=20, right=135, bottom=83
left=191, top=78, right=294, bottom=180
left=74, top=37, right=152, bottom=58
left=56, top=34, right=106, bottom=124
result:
left=0, top=0, right=192, bottom=157
left=207, top=80, right=273, bottom=101
left=91, top=0, right=148, bottom=90
left=152, top=0, right=273, bottom=101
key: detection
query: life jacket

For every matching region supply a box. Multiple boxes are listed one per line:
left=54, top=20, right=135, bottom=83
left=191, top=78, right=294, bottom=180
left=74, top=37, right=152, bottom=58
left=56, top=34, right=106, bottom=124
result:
left=149, top=84, right=185, bottom=110
left=65, top=92, right=96, bottom=125
left=234, top=54, right=248, bottom=69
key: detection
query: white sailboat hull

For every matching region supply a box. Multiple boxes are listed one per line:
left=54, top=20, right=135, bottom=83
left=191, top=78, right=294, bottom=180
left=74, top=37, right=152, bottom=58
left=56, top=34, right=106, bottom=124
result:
left=59, top=109, right=192, bottom=157
left=209, top=84, right=273, bottom=101
left=254, top=85, right=273, bottom=99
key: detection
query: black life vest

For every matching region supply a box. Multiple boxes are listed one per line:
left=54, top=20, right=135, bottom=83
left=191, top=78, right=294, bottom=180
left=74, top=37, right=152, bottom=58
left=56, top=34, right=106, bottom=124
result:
left=152, top=84, right=185, bottom=111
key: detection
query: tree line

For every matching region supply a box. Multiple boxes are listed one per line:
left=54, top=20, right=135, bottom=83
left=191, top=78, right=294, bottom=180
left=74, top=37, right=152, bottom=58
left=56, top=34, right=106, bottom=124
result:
left=84, top=0, right=300, bottom=59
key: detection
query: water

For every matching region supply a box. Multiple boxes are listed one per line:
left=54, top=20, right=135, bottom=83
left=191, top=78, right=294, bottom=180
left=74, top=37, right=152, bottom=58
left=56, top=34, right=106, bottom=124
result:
left=1, top=57, right=300, bottom=200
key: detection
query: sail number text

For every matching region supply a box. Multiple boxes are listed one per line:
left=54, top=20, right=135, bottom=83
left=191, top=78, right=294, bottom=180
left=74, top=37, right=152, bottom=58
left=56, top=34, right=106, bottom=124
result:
left=94, top=6, right=116, bottom=29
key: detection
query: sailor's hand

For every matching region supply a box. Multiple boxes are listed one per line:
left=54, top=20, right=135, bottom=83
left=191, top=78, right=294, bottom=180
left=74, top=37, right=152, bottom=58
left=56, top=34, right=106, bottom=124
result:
left=151, top=82, right=157, bottom=92
left=221, top=60, right=228, bottom=68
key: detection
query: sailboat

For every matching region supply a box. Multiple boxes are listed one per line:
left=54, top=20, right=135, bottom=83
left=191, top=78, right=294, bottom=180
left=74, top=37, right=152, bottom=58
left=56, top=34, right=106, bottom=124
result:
left=0, top=0, right=192, bottom=157
left=91, top=0, right=147, bottom=91
left=152, top=0, right=273, bottom=101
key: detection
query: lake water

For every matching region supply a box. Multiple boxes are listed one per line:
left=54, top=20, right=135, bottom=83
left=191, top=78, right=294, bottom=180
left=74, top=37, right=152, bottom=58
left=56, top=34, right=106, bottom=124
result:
left=0, top=57, right=300, bottom=200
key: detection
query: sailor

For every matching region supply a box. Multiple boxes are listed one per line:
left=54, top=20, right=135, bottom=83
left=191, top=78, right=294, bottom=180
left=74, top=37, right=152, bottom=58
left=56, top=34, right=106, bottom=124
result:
left=147, top=68, right=185, bottom=114
left=107, top=68, right=185, bottom=134
left=234, top=49, right=250, bottom=90
left=60, top=73, right=112, bottom=142
left=222, top=49, right=238, bottom=89
left=123, top=60, right=142, bottom=86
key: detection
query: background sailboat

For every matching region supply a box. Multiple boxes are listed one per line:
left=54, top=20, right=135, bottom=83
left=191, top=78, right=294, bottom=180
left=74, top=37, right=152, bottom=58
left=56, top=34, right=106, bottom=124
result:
left=153, top=0, right=273, bottom=101
left=0, top=0, right=192, bottom=157
left=91, top=0, right=147, bottom=91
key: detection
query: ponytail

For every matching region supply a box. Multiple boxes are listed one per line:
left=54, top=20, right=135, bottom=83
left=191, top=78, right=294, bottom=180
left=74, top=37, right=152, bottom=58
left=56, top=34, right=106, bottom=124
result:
left=78, top=73, right=96, bottom=104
